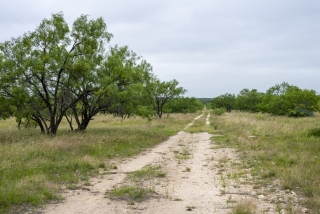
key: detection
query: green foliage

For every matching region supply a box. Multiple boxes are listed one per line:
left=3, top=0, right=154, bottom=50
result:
left=163, top=97, right=203, bottom=113
left=127, top=165, right=166, bottom=181
left=258, top=82, right=319, bottom=116
left=1, top=12, right=187, bottom=133
left=258, top=82, right=291, bottom=115
left=0, top=96, right=12, bottom=119
left=147, top=79, right=187, bottom=118
left=0, top=12, right=189, bottom=133
left=307, top=128, right=320, bottom=137
left=235, top=88, right=264, bottom=112
left=288, top=108, right=314, bottom=117
left=284, top=85, right=318, bottom=117
left=68, top=45, right=154, bottom=131
left=210, top=93, right=235, bottom=113
left=196, top=98, right=213, bottom=105
left=108, top=186, right=153, bottom=202
left=0, top=12, right=113, bottom=135
left=108, top=164, right=166, bottom=204
left=104, top=45, right=153, bottom=118
left=212, top=108, right=226, bottom=116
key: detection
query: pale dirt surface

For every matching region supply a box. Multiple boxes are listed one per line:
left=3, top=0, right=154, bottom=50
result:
left=39, top=114, right=305, bottom=214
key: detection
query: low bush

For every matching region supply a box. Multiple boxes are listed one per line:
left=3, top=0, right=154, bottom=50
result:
left=288, top=108, right=314, bottom=117
left=212, top=108, right=226, bottom=116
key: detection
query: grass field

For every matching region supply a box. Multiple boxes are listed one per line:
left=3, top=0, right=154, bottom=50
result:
left=208, top=112, right=320, bottom=213
left=1, top=110, right=320, bottom=213
left=0, top=112, right=199, bottom=213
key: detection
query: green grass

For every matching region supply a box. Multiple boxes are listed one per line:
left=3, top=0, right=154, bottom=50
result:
left=5, top=110, right=319, bottom=212
left=185, top=110, right=222, bottom=134
left=230, top=199, right=257, bottom=214
left=107, top=164, right=166, bottom=203
left=213, top=112, right=320, bottom=213
left=107, top=186, right=154, bottom=203
left=174, top=147, right=192, bottom=161
left=127, top=164, right=166, bottom=181
left=308, top=128, right=320, bottom=137
left=0, top=112, right=198, bottom=213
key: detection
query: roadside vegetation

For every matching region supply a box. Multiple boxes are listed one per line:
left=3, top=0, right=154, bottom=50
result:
left=212, top=111, right=320, bottom=213
left=210, top=82, right=320, bottom=116
left=106, top=164, right=166, bottom=204
left=185, top=109, right=320, bottom=213
left=208, top=81, right=319, bottom=213
left=0, top=113, right=198, bottom=213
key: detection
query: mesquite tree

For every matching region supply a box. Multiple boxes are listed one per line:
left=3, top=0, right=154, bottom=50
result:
left=235, top=88, right=264, bottom=112
left=68, top=45, right=153, bottom=131
left=211, top=93, right=236, bottom=113
left=147, top=79, right=187, bottom=118
left=258, top=82, right=319, bottom=116
left=0, top=13, right=112, bottom=134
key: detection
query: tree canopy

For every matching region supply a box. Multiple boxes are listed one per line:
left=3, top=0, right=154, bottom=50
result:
left=0, top=12, right=113, bottom=134
left=147, top=79, right=186, bottom=118
left=210, top=93, right=236, bottom=113
left=0, top=12, right=191, bottom=134
left=236, top=88, right=264, bottom=112
left=258, top=82, right=319, bottom=116
left=210, top=82, right=319, bottom=117
left=163, top=97, right=203, bottom=114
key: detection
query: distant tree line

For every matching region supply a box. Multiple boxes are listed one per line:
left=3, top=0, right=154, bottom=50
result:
left=163, top=97, right=203, bottom=114
left=0, top=13, right=202, bottom=135
left=210, top=82, right=320, bottom=117
left=196, top=98, right=213, bottom=105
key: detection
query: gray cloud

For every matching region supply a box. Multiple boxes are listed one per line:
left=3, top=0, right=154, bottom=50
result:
left=1, top=0, right=320, bottom=97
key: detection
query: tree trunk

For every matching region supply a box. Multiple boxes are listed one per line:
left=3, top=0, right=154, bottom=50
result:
left=78, top=117, right=91, bottom=131
left=32, top=116, right=45, bottom=134
left=64, top=113, right=74, bottom=131
left=72, top=107, right=94, bottom=131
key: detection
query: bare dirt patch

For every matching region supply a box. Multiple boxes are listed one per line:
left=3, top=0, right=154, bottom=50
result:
left=39, top=114, right=304, bottom=214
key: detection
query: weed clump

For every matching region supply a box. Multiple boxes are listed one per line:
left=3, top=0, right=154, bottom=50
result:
left=231, top=199, right=257, bottom=214
left=107, top=164, right=166, bottom=204
left=107, top=186, right=154, bottom=202
left=307, top=128, right=320, bottom=138
left=212, top=108, right=226, bottom=116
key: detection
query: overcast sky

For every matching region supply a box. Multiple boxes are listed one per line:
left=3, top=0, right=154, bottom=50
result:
left=1, top=0, right=319, bottom=97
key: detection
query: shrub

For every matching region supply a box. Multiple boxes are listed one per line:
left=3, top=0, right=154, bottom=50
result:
left=288, top=108, right=314, bottom=117
left=212, top=108, right=226, bottom=116
left=308, top=128, right=320, bottom=137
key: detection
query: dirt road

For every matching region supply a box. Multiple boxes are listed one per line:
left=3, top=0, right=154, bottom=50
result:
left=40, top=114, right=303, bottom=214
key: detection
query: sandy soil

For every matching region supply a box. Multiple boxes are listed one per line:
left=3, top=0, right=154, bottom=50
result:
left=39, top=114, right=305, bottom=214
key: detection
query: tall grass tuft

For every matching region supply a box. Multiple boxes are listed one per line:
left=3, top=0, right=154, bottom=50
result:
left=231, top=199, right=257, bottom=214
